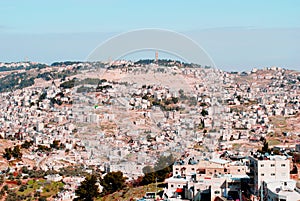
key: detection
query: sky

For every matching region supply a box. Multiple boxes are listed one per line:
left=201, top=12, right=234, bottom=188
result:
left=0, top=0, right=299, bottom=71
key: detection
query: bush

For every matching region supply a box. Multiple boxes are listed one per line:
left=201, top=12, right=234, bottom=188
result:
left=38, top=196, right=47, bottom=201
left=3, top=185, right=8, bottom=191
left=19, top=185, right=27, bottom=192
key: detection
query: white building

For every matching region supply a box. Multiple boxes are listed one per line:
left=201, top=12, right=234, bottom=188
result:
left=263, top=180, right=300, bottom=201
left=249, top=155, right=290, bottom=195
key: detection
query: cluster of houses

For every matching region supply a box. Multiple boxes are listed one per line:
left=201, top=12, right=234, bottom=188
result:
left=163, top=152, right=300, bottom=201
left=0, top=61, right=299, bottom=200
left=0, top=61, right=33, bottom=69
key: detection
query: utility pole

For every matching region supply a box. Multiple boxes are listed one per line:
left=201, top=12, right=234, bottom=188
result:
left=260, top=181, right=263, bottom=201
left=155, top=177, right=157, bottom=200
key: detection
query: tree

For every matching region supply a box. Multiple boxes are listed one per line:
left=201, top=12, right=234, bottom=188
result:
left=21, top=166, right=29, bottom=174
left=21, top=140, right=34, bottom=149
left=60, top=79, right=75, bottom=89
left=50, top=140, right=60, bottom=149
left=154, top=154, right=175, bottom=182
left=12, top=145, right=22, bottom=159
left=171, top=97, right=179, bottom=104
left=262, top=140, right=270, bottom=153
left=3, top=146, right=22, bottom=160
left=100, top=171, right=126, bottom=195
left=3, top=148, right=12, bottom=160
left=0, top=175, right=4, bottom=185
left=3, top=185, right=8, bottom=192
left=142, top=166, right=156, bottom=185
left=38, top=196, right=47, bottom=201
left=75, top=174, right=100, bottom=201
left=142, top=172, right=156, bottom=185
left=18, top=185, right=27, bottom=192
left=201, top=109, right=208, bottom=117
left=34, top=191, right=40, bottom=198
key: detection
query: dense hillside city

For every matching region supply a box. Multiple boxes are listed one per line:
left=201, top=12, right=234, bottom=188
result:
left=0, top=60, right=299, bottom=201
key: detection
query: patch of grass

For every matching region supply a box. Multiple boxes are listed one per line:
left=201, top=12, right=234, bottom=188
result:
left=17, top=179, right=64, bottom=199
left=269, top=116, right=287, bottom=128
left=17, top=179, right=43, bottom=196
left=41, top=180, right=64, bottom=197
left=268, top=139, right=281, bottom=146
left=232, top=143, right=242, bottom=149
left=97, top=182, right=163, bottom=201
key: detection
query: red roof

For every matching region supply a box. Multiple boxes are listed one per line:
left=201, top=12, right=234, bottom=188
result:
left=176, top=188, right=183, bottom=193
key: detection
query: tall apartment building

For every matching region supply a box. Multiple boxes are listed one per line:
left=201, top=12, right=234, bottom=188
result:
left=249, top=155, right=290, bottom=196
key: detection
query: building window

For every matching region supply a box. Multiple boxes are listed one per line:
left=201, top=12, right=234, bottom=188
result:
left=281, top=164, right=286, bottom=167
left=271, top=173, right=275, bottom=176
left=175, top=171, right=178, bottom=174
left=171, top=184, right=174, bottom=187
left=214, top=191, right=220, bottom=194
left=238, top=169, right=240, bottom=172
left=178, top=185, right=181, bottom=187
left=261, top=164, right=264, bottom=167
left=271, top=164, right=275, bottom=167
left=191, top=168, right=195, bottom=171
left=261, top=173, right=264, bottom=176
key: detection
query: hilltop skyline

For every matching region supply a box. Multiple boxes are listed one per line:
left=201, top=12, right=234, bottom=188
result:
left=0, top=0, right=299, bottom=71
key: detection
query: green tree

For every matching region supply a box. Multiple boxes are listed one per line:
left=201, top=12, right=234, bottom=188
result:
left=3, top=185, right=8, bottom=191
left=50, top=140, right=60, bottom=149
left=75, top=174, right=100, bottom=201
left=262, top=140, right=270, bottom=153
left=60, top=79, right=75, bottom=89
left=0, top=175, right=4, bottom=185
left=12, top=145, right=22, bottom=159
left=142, top=166, right=156, bottom=185
left=21, top=166, right=29, bottom=174
left=21, top=140, right=34, bottom=149
left=3, top=148, right=12, bottom=160
left=100, top=171, right=126, bottom=195
left=18, top=185, right=27, bottom=192
left=38, top=196, right=47, bottom=201
left=142, top=172, right=156, bottom=185
left=201, top=109, right=208, bottom=117
left=171, top=97, right=179, bottom=104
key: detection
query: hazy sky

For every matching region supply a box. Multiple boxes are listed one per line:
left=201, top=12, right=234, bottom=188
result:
left=0, top=0, right=299, bottom=71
